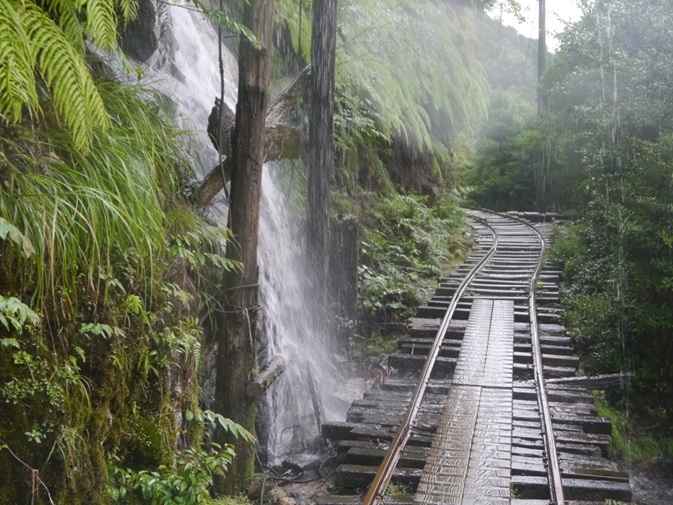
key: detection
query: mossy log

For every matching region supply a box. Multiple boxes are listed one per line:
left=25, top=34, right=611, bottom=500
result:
left=246, top=355, right=285, bottom=399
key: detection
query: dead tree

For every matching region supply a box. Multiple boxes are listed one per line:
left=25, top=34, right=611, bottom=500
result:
left=307, top=0, right=338, bottom=308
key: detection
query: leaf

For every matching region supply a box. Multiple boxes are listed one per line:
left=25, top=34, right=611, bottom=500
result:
left=80, top=322, right=123, bottom=338
left=22, top=1, right=110, bottom=150
left=0, top=217, right=35, bottom=257
left=0, top=296, right=40, bottom=330
left=0, top=338, right=20, bottom=349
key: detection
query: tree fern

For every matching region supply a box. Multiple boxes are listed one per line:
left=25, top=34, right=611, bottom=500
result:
left=0, top=0, right=140, bottom=151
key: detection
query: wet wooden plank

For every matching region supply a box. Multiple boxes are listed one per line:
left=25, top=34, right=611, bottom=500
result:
left=414, top=299, right=514, bottom=505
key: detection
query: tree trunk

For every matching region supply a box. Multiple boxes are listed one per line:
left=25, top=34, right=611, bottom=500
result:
left=246, top=356, right=286, bottom=399
left=214, top=0, right=274, bottom=494
left=197, top=66, right=311, bottom=208
left=307, top=0, right=338, bottom=307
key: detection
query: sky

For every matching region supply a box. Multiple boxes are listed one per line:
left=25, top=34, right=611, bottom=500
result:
left=491, top=0, right=584, bottom=50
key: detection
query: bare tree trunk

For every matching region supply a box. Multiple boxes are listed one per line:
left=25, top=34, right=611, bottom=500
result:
left=214, top=0, right=274, bottom=494
left=307, top=0, right=338, bottom=307
left=536, top=0, right=547, bottom=212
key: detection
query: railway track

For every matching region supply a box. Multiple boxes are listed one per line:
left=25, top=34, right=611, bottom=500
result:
left=320, top=210, right=631, bottom=505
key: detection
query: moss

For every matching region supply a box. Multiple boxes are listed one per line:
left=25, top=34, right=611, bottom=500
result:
left=207, top=495, right=255, bottom=505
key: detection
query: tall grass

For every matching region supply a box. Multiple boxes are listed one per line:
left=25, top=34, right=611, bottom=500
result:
left=0, top=80, right=196, bottom=317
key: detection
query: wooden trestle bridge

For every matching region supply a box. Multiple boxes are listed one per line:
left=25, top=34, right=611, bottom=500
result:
left=319, top=210, right=632, bottom=505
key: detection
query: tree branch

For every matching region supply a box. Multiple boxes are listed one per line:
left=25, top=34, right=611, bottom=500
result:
left=196, top=66, right=311, bottom=208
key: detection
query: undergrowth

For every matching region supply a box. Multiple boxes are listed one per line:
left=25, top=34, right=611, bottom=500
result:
left=0, top=78, right=245, bottom=503
left=594, top=392, right=673, bottom=463
left=341, top=190, right=469, bottom=356
left=356, top=192, right=468, bottom=324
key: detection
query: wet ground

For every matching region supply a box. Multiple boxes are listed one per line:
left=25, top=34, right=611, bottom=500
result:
left=630, top=458, right=673, bottom=505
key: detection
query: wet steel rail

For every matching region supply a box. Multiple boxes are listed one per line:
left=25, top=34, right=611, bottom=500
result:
left=361, top=211, right=501, bottom=505
left=320, top=210, right=632, bottom=505
left=523, top=214, right=565, bottom=505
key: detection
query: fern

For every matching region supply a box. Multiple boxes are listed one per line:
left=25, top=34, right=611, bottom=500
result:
left=86, top=0, right=119, bottom=49
left=42, top=0, right=86, bottom=50
left=24, top=1, right=111, bottom=149
left=0, top=0, right=39, bottom=122
left=0, top=0, right=140, bottom=151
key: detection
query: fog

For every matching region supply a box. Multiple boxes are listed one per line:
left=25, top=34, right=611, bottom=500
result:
left=490, top=0, right=583, bottom=50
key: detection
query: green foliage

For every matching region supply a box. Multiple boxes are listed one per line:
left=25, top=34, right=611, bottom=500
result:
left=0, top=0, right=140, bottom=150
left=357, top=193, right=468, bottom=325
left=385, top=482, right=411, bottom=497
left=206, top=495, right=254, bottom=505
left=466, top=118, right=539, bottom=211
left=275, top=0, right=312, bottom=64
left=594, top=391, right=673, bottom=463
left=192, top=0, right=258, bottom=47
left=350, top=330, right=399, bottom=357
left=275, top=0, right=489, bottom=193
left=468, top=0, right=673, bottom=426
left=0, top=72, right=241, bottom=501
left=0, top=82, right=202, bottom=315
left=0, top=295, right=39, bottom=332
left=0, top=217, right=34, bottom=257
left=108, top=411, right=252, bottom=504
left=337, top=0, right=488, bottom=150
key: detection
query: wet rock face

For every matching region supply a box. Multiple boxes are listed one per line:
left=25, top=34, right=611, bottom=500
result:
left=119, top=0, right=158, bottom=62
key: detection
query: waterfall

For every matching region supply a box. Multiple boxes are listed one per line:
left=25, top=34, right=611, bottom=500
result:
left=258, top=169, right=346, bottom=467
left=122, top=0, right=347, bottom=467
left=117, top=0, right=239, bottom=172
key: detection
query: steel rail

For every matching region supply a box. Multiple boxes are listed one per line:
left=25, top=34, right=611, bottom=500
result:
left=509, top=214, right=566, bottom=504
left=361, top=213, right=499, bottom=505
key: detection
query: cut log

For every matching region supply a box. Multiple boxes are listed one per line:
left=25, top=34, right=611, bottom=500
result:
left=246, top=356, right=286, bottom=399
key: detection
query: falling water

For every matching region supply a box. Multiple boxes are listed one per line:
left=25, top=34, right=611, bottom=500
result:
left=258, top=168, right=347, bottom=467
left=111, top=0, right=239, bottom=171
left=116, top=0, right=346, bottom=466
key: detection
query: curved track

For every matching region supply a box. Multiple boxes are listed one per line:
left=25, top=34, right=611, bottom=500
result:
left=320, top=210, right=631, bottom=505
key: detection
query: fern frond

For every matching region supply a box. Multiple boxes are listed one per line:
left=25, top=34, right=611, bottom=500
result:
left=117, top=0, right=137, bottom=23
left=42, top=0, right=86, bottom=51
left=24, top=2, right=110, bottom=150
left=85, top=0, right=118, bottom=49
left=0, top=0, right=39, bottom=122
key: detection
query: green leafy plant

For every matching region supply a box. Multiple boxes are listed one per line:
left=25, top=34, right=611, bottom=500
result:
left=0, top=0, right=139, bottom=150
left=108, top=411, right=253, bottom=505
left=357, top=192, right=468, bottom=327
left=0, top=295, right=40, bottom=332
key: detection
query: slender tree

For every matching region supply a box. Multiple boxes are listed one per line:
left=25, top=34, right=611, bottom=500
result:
left=214, top=0, right=275, bottom=493
left=307, top=0, right=338, bottom=307
left=536, top=0, right=547, bottom=211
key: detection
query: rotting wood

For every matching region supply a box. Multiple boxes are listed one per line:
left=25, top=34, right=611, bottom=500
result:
left=197, top=66, right=310, bottom=208
left=246, top=356, right=286, bottom=399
